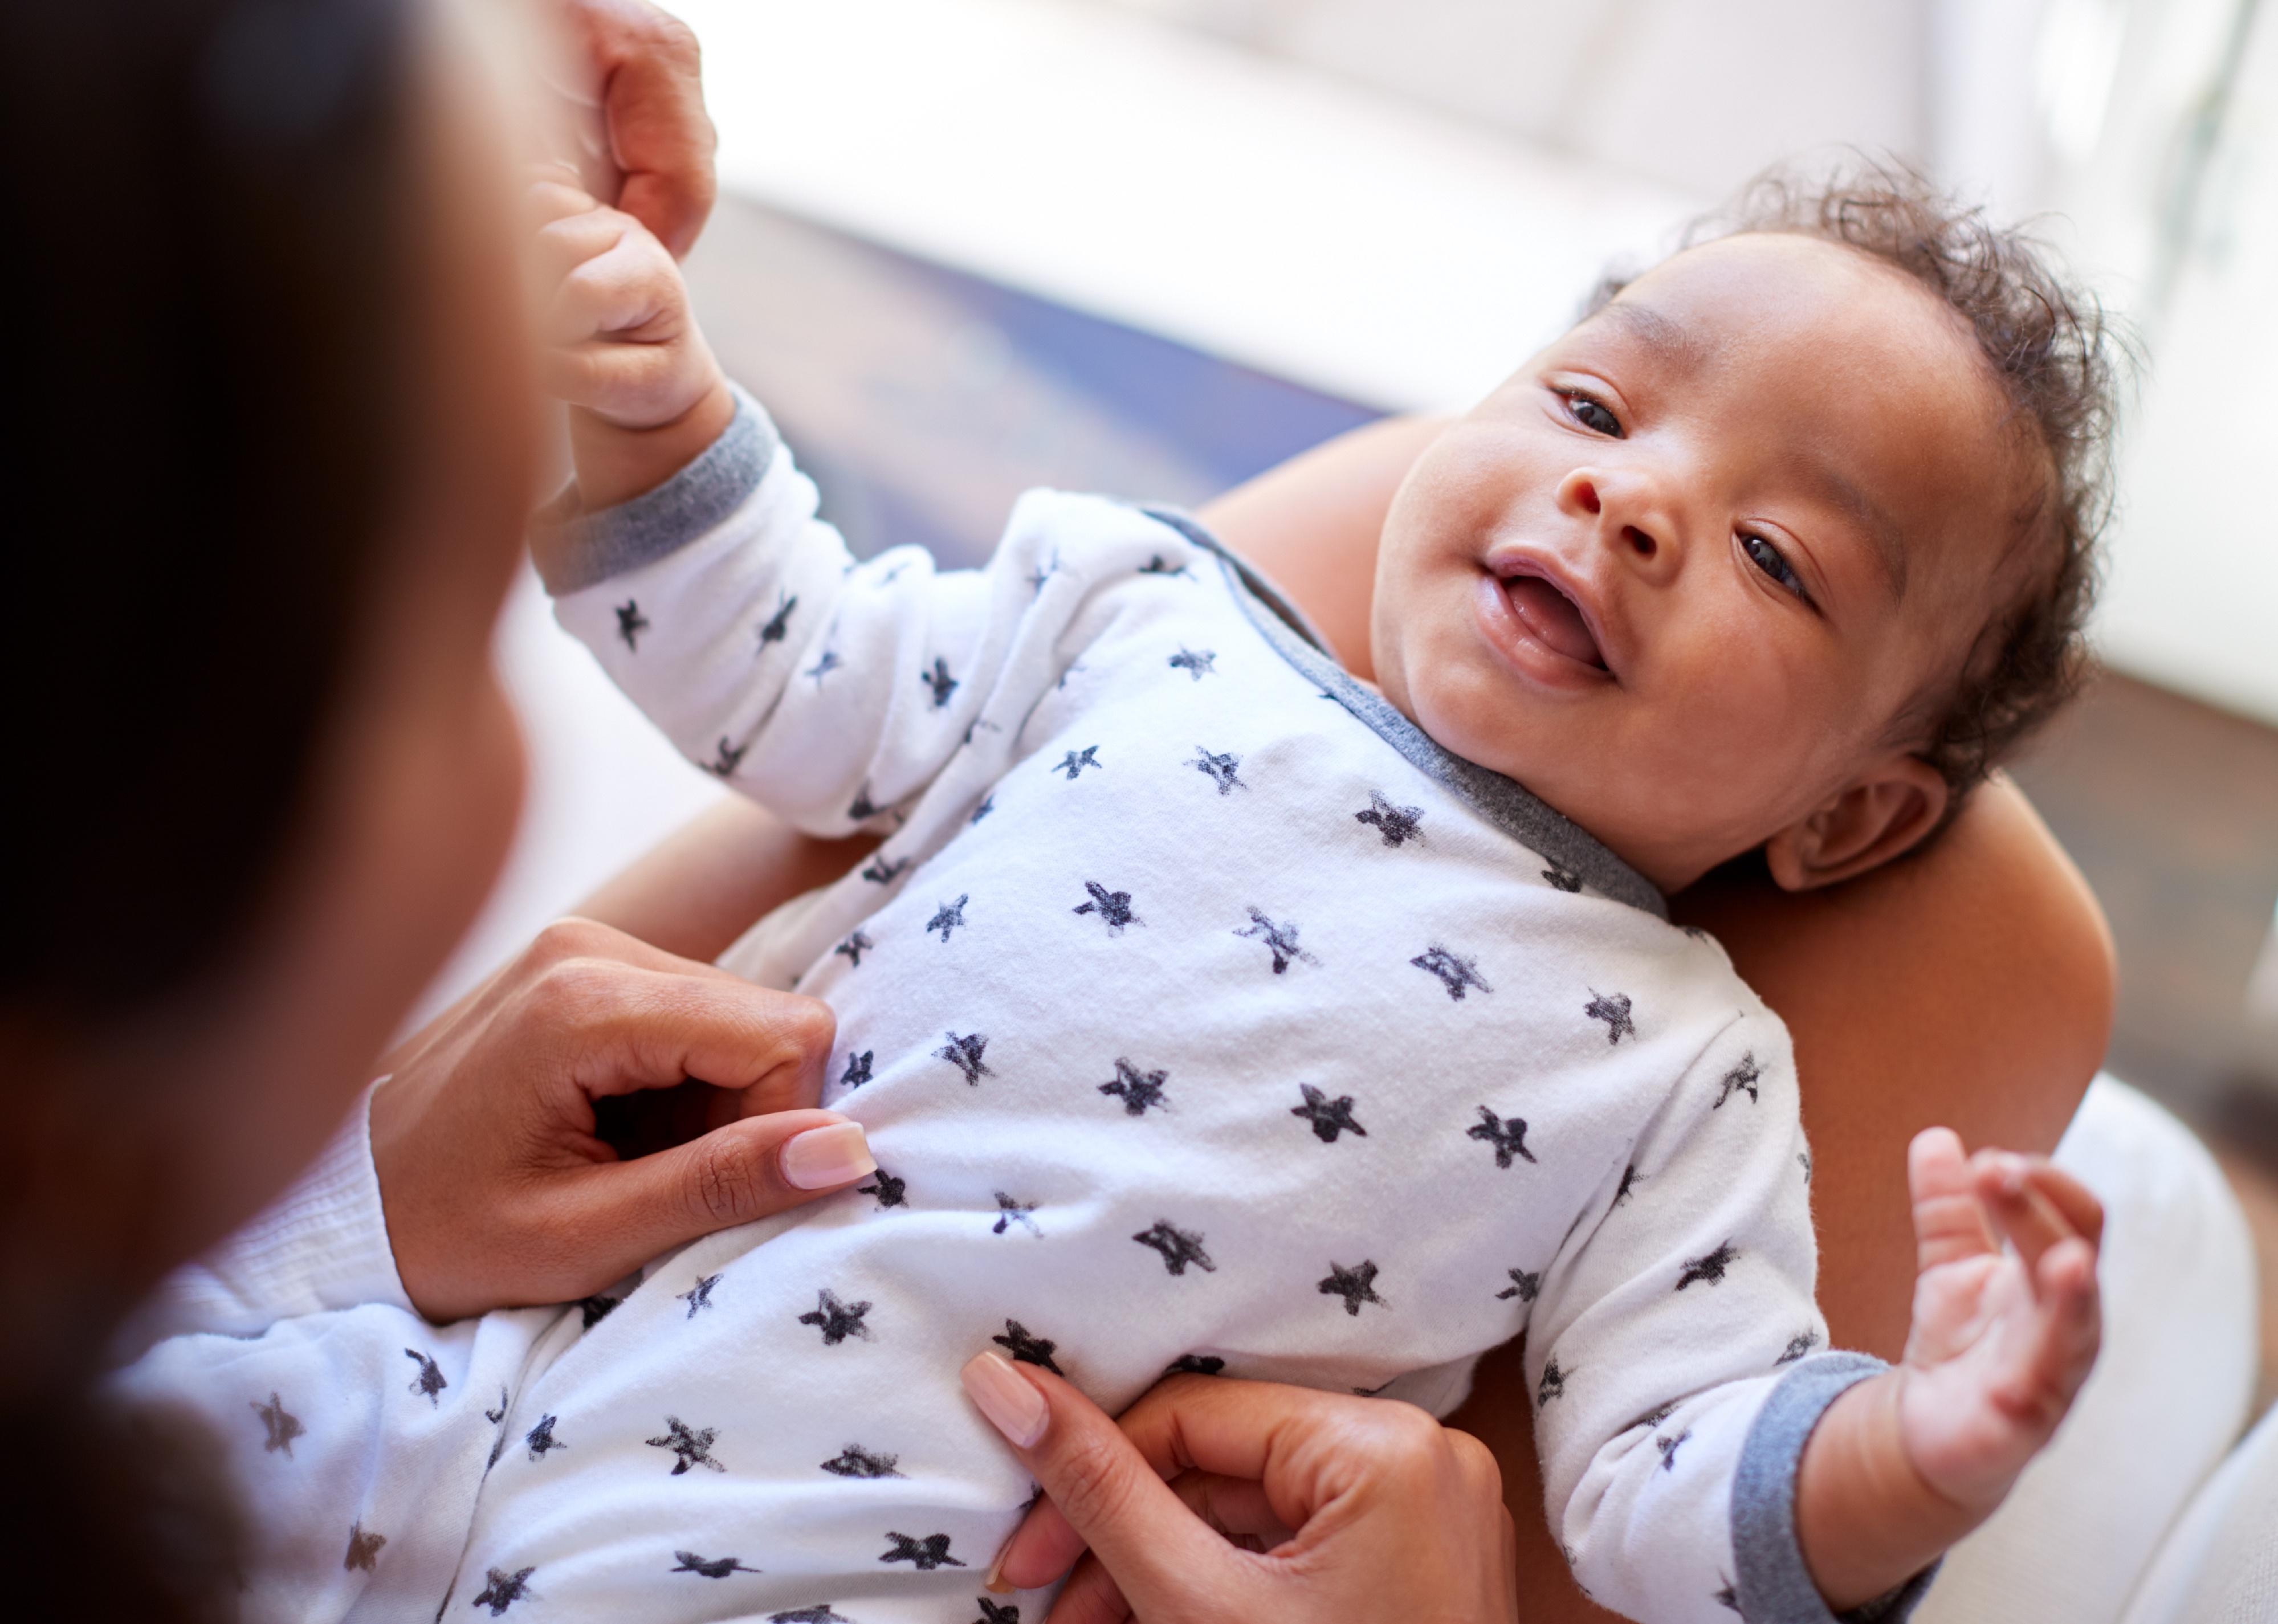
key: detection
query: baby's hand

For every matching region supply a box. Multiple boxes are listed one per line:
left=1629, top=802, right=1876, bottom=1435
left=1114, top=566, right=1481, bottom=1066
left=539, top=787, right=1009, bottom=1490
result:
left=1895, top=1126, right=2102, bottom=1514
left=530, top=173, right=732, bottom=509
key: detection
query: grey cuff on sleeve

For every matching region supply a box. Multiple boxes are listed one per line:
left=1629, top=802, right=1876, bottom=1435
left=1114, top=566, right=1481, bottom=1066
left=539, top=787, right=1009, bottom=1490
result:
left=531, top=383, right=780, bottom=594
left=1732, top=1352, right=1941, bottom=1624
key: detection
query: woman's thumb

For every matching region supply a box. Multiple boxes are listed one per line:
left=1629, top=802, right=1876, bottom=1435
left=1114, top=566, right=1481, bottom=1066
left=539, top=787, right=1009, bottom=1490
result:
left=562, top=1109, right=873, bottom=1276
left=961, top=1352, right=1243, bottom=1615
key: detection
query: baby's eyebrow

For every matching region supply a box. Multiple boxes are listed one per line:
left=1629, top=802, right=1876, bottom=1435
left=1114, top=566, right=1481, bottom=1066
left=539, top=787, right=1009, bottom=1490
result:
left=1595, top=300, right=1701, bottom=368
left=1795, top=454, right=1908, bottom=601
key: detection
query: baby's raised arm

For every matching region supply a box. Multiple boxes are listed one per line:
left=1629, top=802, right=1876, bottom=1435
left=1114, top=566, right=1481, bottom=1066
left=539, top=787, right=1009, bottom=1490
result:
left=1792, top=1132, right=2102, bottom=1607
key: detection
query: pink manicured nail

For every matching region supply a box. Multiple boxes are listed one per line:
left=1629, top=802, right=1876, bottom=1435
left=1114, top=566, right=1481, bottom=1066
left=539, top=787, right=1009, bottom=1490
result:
left=963, top=1351, right=1048, bottom=1448
left=782, top=1122, right=874, bottom=1189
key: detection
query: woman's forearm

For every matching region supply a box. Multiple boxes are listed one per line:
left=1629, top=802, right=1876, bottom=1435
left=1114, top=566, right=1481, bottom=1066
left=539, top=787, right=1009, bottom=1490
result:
left=572, top=797, right=876, bottom=964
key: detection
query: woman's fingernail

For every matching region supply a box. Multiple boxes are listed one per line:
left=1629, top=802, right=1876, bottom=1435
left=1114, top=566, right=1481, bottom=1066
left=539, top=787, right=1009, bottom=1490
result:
left=984, top=1544, right=1016, bottom=1594
left=782, top=1122, right=874, bottom=1189
left=962, top=1351, right=1048, bottom=1448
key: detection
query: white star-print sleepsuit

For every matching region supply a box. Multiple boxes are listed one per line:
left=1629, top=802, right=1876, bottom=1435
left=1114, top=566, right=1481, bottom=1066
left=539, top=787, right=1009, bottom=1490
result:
left=116, top=390, right=1932, bottom=1624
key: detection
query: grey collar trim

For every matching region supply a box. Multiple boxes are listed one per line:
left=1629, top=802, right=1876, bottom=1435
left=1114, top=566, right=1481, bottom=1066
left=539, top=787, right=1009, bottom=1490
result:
left=1142, top=507, right=1668, bottom=920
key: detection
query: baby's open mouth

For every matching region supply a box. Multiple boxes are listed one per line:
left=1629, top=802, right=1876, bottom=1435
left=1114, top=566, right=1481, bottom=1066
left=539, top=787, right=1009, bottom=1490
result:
left=1500, top=571, right=1606, bottom=670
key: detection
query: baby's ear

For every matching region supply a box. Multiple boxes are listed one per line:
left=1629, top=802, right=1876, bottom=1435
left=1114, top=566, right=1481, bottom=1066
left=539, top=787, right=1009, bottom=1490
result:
left=1762, top=756, right=1949, bottom=891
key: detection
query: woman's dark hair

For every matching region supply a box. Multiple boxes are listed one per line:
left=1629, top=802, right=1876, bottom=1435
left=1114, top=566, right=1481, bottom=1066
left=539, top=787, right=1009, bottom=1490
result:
left=0, top=2, right=418, bottom=1615
left=1, top=0, right=417, bottom=1017
left=1587, top=160, right=2125, bottom=812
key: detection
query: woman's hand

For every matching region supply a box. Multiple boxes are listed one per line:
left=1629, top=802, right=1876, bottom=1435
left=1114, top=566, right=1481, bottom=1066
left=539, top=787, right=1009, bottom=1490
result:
left=962, top=1353, right=1519, bottom=1624
left=553, top=0, right=718, bottom=256
left=369, top=917, right=869, bottom=1323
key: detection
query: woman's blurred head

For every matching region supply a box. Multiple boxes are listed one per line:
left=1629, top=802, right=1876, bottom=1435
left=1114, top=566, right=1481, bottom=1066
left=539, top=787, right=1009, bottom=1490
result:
left=0, top=0, right=542, bottom=1343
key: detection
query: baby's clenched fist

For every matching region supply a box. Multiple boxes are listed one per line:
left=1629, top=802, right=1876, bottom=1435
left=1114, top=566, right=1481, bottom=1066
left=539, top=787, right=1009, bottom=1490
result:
left=529, top=176, right=733, bottom=511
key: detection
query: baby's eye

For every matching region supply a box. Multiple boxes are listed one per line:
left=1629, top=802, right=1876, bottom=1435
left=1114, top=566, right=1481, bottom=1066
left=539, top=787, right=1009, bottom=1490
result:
left=1741, top=532, right=1808, bottom=601
left=1564, top=393, right=1623, bottom=437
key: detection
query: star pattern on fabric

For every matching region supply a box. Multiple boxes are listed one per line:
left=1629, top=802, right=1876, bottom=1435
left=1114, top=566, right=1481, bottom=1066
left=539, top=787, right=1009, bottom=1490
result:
left=858, top=1168, right=906, bottom=1209
left=936, top=1030, right=992, bottom=1084
left=1355, top=791, right=1423, bottom=848
left=1236, top=907, right=1319, bottom=973
left=1138, top=554, right=1192, bottom=578
left=1318, top=1259, right=1385, bottom=1316
left=1099, top=1057, right=1169, bottom=1116
left=834, top=931, right=873, bottom=968
left=524, top=1414, right=565, bottom=1460
left=614, top=600, right=649, bottom=651
left=926, top=895, right=969, bottom=942
left=1584, top=990, right=1636, bottom=1043
left=1166, top=1354, right=1225, bottom=1376
left=852, top=854, right=907, bottom=889
left=1656, top=1430, right=1691, bottom=1471
left=1073, top=880, right=1142, bottom=933
left=403, top=1348, right=447, bottom=1406
left=1411, top=945, right=1491, bottom=1001
left=1677, top=1241, right=1739, bottom=1291
left=1191, top=746, right=1245, bottom=793
left=1776, top=1330, right=1820, bottom=1365
left=992, top=1192, right=1042, bottom=1237
left=577, top=1295, right=619, bottom=1330
left=484, top=1389, right=508, bottom=1423
left=674, top=1550, right=760, bottom=1579
left=1541, top=862, right=1583, bottom=893
left=1799, top=1150, right=1814, bottom=1184
left=1132, top=1219, right=1215, bottom=1276
left=757, top=593, right=798, bottom=646
left=1467, top=1106, right=1538, bottom=1169
left=881, top=1532, right=965, bottom=1570
left=921, top=657, right=959, bottom=708
left=695, top=736, right=745, bottom=781
left=971, top=794, right=995, bottom=823
left=977, top=1601, right=1021, bottom=1624
left=678, top=1272, right=722, bottom=1319
left=1025, top=550, right=1062, bottom=595
left=993, top=1319, right=1063, bottom=1374
left=344, top=1522, right=386, bottom=1572
left=646, top=1415, right=727, bottom=1475
left=840, top=1049, right=873, bottom=1089
left=472, top=1565, right=537, bottom=1615
left=771, top=1610, right=852, bottom=1624
left=1615, top=1163, right=1641, bottom=1206
left=252, top=1392, right=303, bottom=1455
left=1054, top=745, right=1102, bottom=779
left=821, top=1445, right=903, bottom=1479
left=1538, top=1357, right=1570, bottom=1405
left=805, top=648, right=843, bottom=687
left=1168, top=646, right=1216, bottom=681
left=1291, top=1083, right=1364, bottom=1142
left=1713, top=1053, right=1762, bottom=1108
left=800, top=1290, right=875, bottom=1345
left=848, top=782, right=882, bottom=821
left=1715, top=1578, right=1742, bottom=1613
left=1497, top=1268, right=1541, bottom=1303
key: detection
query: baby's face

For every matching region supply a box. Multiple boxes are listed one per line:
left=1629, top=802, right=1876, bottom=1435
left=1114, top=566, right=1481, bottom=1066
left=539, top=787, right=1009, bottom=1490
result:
left=1371, top=234, right=2031, bottom=893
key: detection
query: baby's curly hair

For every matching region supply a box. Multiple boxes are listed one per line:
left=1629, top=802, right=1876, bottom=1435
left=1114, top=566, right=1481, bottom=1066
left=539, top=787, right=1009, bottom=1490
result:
left=1587, top=160, right=2126, bottom=813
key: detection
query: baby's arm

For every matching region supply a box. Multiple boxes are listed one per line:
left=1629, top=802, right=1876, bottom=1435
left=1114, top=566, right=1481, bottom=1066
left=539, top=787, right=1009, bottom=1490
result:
left=1792, top=1132, right=2102, bottom=1607
left=525, top=182, right=1164, bottom=840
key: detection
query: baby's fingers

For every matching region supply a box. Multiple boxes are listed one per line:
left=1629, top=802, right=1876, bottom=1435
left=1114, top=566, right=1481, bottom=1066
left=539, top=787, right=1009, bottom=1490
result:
left=2001, top=1235, right=2101, bottom=1425
left=1975, top=1153, right=2100, bottom=1280
left=1910, top=1127, right=1999, bottom=1271
left=546, top=226, right=680, bottom=347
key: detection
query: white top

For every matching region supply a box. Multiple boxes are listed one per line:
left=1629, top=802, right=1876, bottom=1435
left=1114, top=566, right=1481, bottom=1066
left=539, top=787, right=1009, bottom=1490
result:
left=116, top=392, right=1916, bottom=1624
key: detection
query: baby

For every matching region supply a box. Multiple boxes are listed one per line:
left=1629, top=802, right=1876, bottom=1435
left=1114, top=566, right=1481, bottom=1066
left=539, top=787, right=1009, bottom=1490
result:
left=123, top=168, right=2113, bottom=1624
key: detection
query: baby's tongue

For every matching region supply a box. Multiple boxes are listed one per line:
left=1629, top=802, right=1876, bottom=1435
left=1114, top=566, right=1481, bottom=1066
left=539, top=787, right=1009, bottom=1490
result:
left=1506, top=575, right=1601, bottom=666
